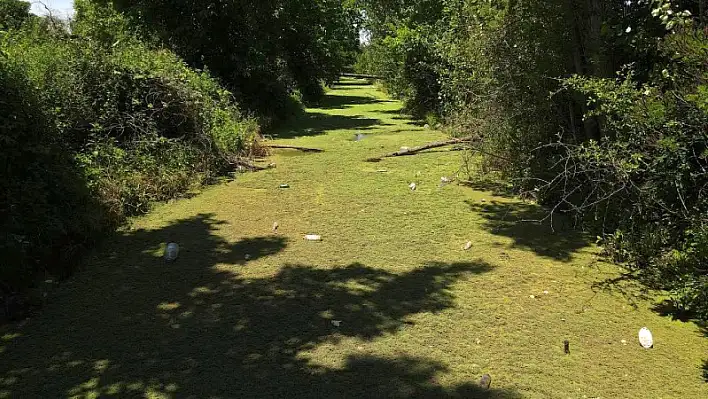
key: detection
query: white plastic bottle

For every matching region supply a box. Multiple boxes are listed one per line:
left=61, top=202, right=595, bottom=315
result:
left=164, top=243, right=180, bottom=262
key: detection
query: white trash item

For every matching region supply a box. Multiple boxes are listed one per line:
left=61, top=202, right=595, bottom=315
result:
left=164, top=243, right=180, bottom=262
left=409, top=182, right=417, bottom=191
left=638, top=327, right=654, bottom=348
left=305, top=234, right=322, bottom=241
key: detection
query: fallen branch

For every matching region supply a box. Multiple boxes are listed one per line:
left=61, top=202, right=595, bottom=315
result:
left=366, top=137, right=475, bottom=162
left=229, top=159, right=270, bottom=171
left=263, top=144, right=324, bottom=153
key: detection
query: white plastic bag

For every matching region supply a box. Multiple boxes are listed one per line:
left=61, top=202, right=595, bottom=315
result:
left=638, top=327, right=654, bottom=348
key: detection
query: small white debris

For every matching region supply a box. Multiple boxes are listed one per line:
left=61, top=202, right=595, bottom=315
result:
left=400, top=146, right=411, bottom=152
left=331, top=320, right=342, bottom=327
left=543, top=290, right=549, bottom=295
left=480, top=199, right=487, bottom=203
left=475, top=338, right=481, bottom=345
left=441, top=176, right=451, bottom=183
left=621, top=339, right=627, bottom=345
left=305, top=234, right=322, bottom=241
left=268, top=163, right=277, bottom=168
left=529, top=295, right=536, bottom=299
left=464, top=241, right=473, bottom=251
left=409, top=182, right=417, bottom=191
left=626, top=26, right=632, bottom=33
left=424, top=124, right=430, bottom=129
left=244, top=254, right=252, bottom=261
left=164, top=243, right=179, bottom=262
left=638, top=327, right=654, bottom=348
left=376, top=169, right=388, bottom=173
left=272, top=222, right=279, bottom=233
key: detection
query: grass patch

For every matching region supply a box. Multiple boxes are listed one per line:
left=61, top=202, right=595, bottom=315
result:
left=0, top=79, right=706, bottom=398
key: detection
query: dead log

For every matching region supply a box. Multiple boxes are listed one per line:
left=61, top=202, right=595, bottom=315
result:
left=263, top=144, right=324, bottom=153
left=366, top=137, right=475, bottom=162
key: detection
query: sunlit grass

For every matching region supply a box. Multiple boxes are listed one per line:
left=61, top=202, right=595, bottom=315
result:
left=0, top=79, right=706, bottom=398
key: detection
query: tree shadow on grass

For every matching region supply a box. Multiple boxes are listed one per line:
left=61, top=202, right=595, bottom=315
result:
left=316, top=94, right=394, bottom=110
left=0, top=214, right=519, bottom=398
left=466, top=200, right=592, bottom=262
left=331, top=80, right=371, bottom=87
left=377, top=108, right=409, bottom=115
left=332, top=80, right=371, bottom=89
left=589, top=271, right=654, bottom=312
left=650, top=300, right=708, bottom=382
left=460, top=181, right=517, bottom=199
left=650, top=300, right=703, bottom=323
left=272, top=111, right=387, bottom=139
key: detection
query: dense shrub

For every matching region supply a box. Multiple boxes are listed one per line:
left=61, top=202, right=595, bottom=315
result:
left=1, top=50, right=105, bottom=288
left=3, top=26, right=258, bottom=219
left=0, top=0, right=31, bottom=30
left=358, top=0, right=708, bottom=319
left=1, top=7, right=258, bottom=292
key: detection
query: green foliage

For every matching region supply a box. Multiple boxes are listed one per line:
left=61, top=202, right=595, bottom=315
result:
left=0, top=0, right=31, bottom=31
left=557, top=52, right=708, bottom=319
left=0, top=53, right=105, bottom=288
left=355, top=0, right=445, bottom=116
left=90, top=0, right=360, bottom=120
left=358, top=0, right=708, bottom=319
left=1, top=6, right=258, bottom=291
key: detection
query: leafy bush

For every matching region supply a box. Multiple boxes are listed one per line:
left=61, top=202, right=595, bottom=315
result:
left=0, top=51, right=105, bottom=288
left=1, top=9, right=258, bottom=292
left=358, top=0, right=708, bottom=319
left=548, top=30, right=708, bottom=319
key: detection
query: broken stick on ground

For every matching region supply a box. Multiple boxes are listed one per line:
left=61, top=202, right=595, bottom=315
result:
left=263, top=144, right=324, bottom=153
left=366, top=137, right=474, bottom=162
left=229, top=158, right=271, bottom=171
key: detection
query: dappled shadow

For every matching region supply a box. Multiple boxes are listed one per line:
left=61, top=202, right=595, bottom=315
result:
left=650, top=300, right=701, bottom=322
left=467, top=200, right=592, bottom=261
left=591, top=272, right=652, bottom=310
left=460, top=180, right=517, bottom=199
left=272, top=111, right=386, bottom=139
left=316, top=94, right=393, bottom=110
left=0, top=214, right=518, bottom=397
left=378, top=109, right=408, bottom=115
left=650, top=300, right=708, bottom=382
left=332, top=80, right=371, bottom=87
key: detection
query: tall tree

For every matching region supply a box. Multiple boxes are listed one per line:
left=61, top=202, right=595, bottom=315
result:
left=82, top=0, right=359, bottom=116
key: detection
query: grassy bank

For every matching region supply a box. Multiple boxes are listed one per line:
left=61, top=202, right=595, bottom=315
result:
left=0, top=79, right=705, bottom=398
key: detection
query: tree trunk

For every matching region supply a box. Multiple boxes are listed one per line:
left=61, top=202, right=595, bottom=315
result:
left=567, top=0, right=600, bottom=142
